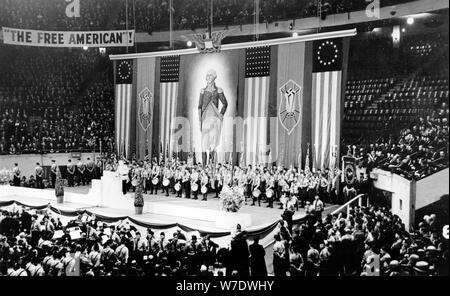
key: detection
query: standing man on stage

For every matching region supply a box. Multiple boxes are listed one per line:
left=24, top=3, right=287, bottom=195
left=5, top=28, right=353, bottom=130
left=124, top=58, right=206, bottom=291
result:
left=174, top=167, right=182, bottom=197
left=191, top=168, right=200, bottom=200
left=35, top=162, right=44, bottom=189
left=95, top=157, right=104, bottom=180
left=319, top=170, right=329, bottom=204
left=67, top=159, right=75, bottom=187
left=162, top=166, right=171, bottom=197
left=245, top=166, right=253, bottom=203
left=312, top=195, right=324, bottom=222
left=251, top=170, right=261, bottom=207
left=86, top=157, right=95, bottom=185
left=117, top=160, right=130, bottom=195
left=12, top=163, right=21, bottom=187
left=50, top=160, right=58, bottom=189
left=266, top=174, right=275, bottom=208
left=182, top=168, right=191, bottom=199
left=200, top=171, right=209, bottom=201
left=150, top=163, right=160, bottom=195
left=214, top=164, right=223, bottom=198
left=299, top=171, right=308, bottom=208
left=76, top=159, right=86, bottom=186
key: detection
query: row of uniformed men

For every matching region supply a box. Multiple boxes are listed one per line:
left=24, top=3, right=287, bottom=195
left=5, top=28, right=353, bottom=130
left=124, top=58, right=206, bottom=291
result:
left=115, top=159, right=340, bottom=208
left=12, top=158, right=102, bottom=188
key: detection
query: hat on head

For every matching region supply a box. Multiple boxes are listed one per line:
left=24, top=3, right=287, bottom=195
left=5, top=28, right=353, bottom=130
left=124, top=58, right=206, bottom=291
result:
left=389, top=260, right=399, bottom=269
left=426, top=245, right=437, bottom=253
left=413, top=261, right=430, bottom=274
left=408, top=254, right=420, bottom=264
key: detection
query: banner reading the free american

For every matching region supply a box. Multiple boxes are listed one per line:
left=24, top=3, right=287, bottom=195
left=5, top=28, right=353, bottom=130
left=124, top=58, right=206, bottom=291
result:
left=1, top=27, right=135, bottom=47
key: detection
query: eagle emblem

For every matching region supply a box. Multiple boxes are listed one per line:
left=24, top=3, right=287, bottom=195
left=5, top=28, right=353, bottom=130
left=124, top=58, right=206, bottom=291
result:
left=279, top=80, right=302, bottom=135
left=138, top=87, right=153, bottom=131
left=188, top=30, right=231, bottom=53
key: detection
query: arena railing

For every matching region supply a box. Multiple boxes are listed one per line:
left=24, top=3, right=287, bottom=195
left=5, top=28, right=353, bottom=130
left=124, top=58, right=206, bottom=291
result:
left=329, top=193, right=369, bottom=218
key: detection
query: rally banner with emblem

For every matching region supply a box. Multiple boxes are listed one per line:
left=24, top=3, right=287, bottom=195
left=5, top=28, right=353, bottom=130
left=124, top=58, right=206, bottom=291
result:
left=134, top=58, right=156, bottom=160
left=342, top=155, right=357, bottom=186
left=2, top=27, right=134, bottom=47
left=275, top=41, right=312, bottom=167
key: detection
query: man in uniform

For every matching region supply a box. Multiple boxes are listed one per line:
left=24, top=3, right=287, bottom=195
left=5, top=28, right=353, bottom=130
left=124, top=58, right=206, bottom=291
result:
left=35, top=162, right=44, bottom=189
left=182, top=168, right=191, bottom=199
left=95, top=157, right=103, bottom=180
left=191, top=169, right=200, bottom=200
left=67, top=159, right=75, bottom=187
left=266, top=174, right=275, bottom=208
left=12, top=163, right=21, bottom=187
left=312, top=195, right=324, bottom=222
left=214, top=164, right=223, bottom=198
left=162, top=166, right=171, bottom=197
left=76, top=159, right=86, bottom=186
left=50, top=160, right=58, bottom=188
left=200, top=171, right=209, bottom=201
left=149, top=163, right=160, bottom=195
left=86, top=157, right=95, bottom=185
left=251, top=170, right=261, bottom=206
left=117, top=160, right=130, bottom=195
left=299, top=171, right=308, bottom=208
left=318, top=170, right=329, bottom=204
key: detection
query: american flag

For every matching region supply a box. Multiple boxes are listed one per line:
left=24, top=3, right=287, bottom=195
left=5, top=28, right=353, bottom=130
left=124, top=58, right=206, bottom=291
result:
left=115, top=59, right=133, bottom=158
left=311, top=38, right=343, bottom=171
left=244, top=46, right=271, bottom=167
left=159, top=55, right=179, bottom=161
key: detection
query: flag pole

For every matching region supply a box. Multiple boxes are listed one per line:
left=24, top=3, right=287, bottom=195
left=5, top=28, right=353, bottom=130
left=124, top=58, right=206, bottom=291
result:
left=169, top=0, right=173, bottom=49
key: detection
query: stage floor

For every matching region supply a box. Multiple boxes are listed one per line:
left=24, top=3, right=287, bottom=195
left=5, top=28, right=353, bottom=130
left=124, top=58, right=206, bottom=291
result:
left=2, top=185, right=339, bottom=233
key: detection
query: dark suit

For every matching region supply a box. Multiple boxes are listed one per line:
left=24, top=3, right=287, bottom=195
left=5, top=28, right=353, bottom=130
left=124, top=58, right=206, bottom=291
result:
left=249, top=242, right=267, bottom=276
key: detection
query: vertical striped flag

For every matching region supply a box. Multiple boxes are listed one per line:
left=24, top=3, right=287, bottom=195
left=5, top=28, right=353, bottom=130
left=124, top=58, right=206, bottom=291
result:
left=115, top=59, right=133, bottom=158
left=159, top=55, right=180, bottom=161
left=311, top=38, right=343, bottom=171
left=244, top=46, right=271, bottom=167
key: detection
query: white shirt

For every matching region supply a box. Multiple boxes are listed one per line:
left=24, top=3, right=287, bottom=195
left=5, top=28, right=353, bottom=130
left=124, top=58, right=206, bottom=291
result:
left=117, top=164, right=129, bottom=180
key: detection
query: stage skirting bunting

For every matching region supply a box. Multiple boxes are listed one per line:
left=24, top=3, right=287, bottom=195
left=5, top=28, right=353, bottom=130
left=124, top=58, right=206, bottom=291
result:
left=111, top=29, right=355, bottom=170
left=0, top=198, right=312, bottom=246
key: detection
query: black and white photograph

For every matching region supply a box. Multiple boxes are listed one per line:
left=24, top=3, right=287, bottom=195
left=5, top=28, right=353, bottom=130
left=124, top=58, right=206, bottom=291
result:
left=0, top=0, right=448, bottom=286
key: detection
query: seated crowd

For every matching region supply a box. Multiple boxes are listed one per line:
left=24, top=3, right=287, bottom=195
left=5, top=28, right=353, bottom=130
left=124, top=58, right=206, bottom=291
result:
left=343, top=33, right=449, bottom=180
left=347, top=94, right=448, bottom=180
left=0, top=0, right=416, bottom=33
left=0, top=202, right=447, bottom=276
left=0, top=47, right=115, bottom=155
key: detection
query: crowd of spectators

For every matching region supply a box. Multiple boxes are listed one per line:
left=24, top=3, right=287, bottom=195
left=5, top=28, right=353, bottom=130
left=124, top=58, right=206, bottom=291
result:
left=0, top=0, right=115, bottom=31
left=113, top=0, right=381, bottom=32
left=0, top=0, right=417, bottom=33
left=0, top=201, right=447, bottom=276
left=0, top=47, right=115, bottom=155
left=348, top=100, right=448, bottom=180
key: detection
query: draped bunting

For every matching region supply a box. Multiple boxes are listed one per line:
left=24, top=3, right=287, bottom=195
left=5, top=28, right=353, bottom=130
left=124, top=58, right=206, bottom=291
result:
left=0, top=199, right=320, bottom=239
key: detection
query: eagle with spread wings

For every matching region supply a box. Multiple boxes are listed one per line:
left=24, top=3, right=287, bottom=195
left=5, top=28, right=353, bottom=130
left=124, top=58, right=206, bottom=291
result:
left=188, top=30, right=231, bottom=53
